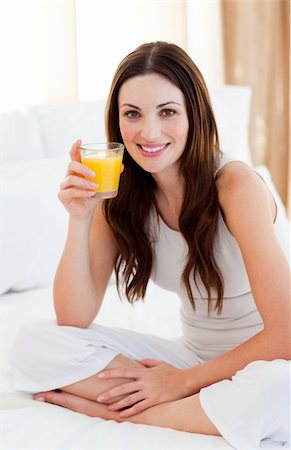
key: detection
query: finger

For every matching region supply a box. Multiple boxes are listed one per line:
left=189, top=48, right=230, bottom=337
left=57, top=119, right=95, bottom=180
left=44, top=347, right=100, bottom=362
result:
left=34, top=390, right=106, bottom=417
left=60, top=174, right=98, bottom=191
left=97, top=381, right=139, bottom=403
left=107, top=392, right=143, bottom=412
left=137, top=359, right=161, bottom=368
left=58, top=188, right=96, bottom=202
left=35, top=390, right=85, bottom=410
left=66, top=160, right=96, bottom=178
left=69, top=140, right=82, bottom=163
left=119, top=399, right=152, bottom=418
left=98, top=368, right=142, bottom=380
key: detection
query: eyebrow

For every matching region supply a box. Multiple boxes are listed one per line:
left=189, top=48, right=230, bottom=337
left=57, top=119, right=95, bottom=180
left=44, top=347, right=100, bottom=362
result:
left=120, top=101, right=182, bottom=110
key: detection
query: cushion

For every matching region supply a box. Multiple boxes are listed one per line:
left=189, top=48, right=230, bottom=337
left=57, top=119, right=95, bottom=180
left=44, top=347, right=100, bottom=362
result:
left=0, top=156, right=69, bottom=295
left=0, top=85, right=252, bottom=166
left=34, top=100, right=107, bottom=158
left=255, top=165, right=290, bottom=264
left=209, top=85, right=253, bottom=165
left=209, top=85, right=252, bottom=165
left=33, top=85, right=252, bottom=164
left=0, top=110, right=45, bottom=163
left=0, top=158, right=288, bottom=296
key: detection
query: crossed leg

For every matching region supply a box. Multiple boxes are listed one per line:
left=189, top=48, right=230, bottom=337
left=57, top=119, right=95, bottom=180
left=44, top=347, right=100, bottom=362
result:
left=34, top=354, right=220, bottom=436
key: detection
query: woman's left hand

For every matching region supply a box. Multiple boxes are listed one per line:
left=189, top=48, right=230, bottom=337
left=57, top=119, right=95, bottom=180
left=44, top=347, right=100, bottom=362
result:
left=96, top=359, right=190, bottom=417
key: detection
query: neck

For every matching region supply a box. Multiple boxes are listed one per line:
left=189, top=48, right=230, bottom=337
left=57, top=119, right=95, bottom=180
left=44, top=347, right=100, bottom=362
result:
left=152, top=166, right=184, bottom=216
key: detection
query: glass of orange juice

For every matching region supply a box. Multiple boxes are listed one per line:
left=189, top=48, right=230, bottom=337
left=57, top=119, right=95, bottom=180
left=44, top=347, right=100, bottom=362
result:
left=80, top=142, right=124, bottom=199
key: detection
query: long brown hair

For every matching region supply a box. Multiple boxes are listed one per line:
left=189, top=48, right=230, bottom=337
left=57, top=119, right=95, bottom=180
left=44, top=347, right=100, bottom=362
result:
left=104, top=41, right=224, bottom=313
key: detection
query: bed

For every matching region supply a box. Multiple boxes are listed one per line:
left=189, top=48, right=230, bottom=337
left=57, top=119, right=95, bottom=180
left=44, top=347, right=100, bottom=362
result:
left=0, top=86, right=290, bottom=450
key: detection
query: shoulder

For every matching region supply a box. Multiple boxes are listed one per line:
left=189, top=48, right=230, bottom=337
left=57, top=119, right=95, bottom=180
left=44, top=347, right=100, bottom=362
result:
left=216, top=161, right=261, bottom=201
left=215, top=161, right=276, bottom=235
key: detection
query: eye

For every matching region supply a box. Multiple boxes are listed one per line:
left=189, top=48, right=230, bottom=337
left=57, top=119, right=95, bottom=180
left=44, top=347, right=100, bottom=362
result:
left=160, top=108, right=176, bottom=117
left=124, top=110, right=141, bottom=119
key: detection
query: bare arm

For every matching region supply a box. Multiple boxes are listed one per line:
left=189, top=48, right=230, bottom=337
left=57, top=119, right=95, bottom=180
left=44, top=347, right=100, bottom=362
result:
left=53, top=141, right=118, bottom=328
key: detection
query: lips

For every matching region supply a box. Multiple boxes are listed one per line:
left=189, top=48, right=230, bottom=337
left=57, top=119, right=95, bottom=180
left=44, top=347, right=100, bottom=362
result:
left=138, top=143, right=170, bottom=157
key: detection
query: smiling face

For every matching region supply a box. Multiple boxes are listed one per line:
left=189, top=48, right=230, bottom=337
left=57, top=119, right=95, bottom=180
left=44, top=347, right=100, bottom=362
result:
left=118, top=73, right=189, bottom=176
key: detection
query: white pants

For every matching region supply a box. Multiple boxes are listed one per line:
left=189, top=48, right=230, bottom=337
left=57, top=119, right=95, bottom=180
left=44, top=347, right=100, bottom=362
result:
left=9, top=320, right=290, bottom=450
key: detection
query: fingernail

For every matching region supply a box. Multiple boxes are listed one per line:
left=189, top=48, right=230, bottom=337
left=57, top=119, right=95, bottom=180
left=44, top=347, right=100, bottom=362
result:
left=86, top=170, right=96, bottom=177
left=97, top=395, right=105, bottom=402
left=97, top=372, right=106, bottom=378
left=35, top=396, right=45, bottom=402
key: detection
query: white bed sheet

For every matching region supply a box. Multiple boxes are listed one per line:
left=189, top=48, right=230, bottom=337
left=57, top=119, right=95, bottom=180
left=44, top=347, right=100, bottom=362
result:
left=0, top=284, right=288, bottom=450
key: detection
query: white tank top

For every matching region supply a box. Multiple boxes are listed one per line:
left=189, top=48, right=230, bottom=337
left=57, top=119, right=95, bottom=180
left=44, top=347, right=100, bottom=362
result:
left=149, top=153, right=289, bottom=362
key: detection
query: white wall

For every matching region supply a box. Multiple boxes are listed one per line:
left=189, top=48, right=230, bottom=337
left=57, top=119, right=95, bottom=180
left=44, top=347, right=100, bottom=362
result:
left=0, top=1, right=77, bottom=113
left=186, top=0, right=225, bottom=87
left=75, top=0, right=187, bottom=101
left=0, top=0, right=224, bottom=112
left=76, top=0, right=224, bottom=101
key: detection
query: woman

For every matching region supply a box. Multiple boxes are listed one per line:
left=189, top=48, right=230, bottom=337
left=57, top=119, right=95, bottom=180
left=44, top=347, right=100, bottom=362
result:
left=10, top=42, right=290, bottom=449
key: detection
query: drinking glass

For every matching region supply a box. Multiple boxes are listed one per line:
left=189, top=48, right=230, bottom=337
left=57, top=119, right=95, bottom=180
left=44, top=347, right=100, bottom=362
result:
left=80, top=142, right=124, bottom=199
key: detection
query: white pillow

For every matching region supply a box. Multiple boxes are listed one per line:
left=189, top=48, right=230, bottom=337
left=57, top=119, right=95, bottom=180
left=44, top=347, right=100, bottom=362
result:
left=209, top=85, right=253, bottom=165
left=34, top=86, right=252, bottom=165
left=34, top=100, right=107, bottom=158
left=0, top=156, right=69, bottom=295
left=254, top=165, right=290, bottom=264
left=0, top=157, right=288, bottom=297
left=0, top=110, right=45, bottom=163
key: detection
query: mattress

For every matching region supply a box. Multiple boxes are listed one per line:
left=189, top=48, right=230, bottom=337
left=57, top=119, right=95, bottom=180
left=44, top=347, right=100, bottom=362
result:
left=0, top=284, right=288, bottom=450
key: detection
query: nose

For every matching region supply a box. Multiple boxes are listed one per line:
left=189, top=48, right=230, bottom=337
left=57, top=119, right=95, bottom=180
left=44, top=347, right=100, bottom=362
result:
left=139, top=116, right=161, bottom=142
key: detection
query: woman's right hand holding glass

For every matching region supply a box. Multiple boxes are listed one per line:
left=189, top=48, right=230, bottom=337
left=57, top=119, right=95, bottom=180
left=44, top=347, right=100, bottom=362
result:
left=58, top=140, right=101, bottom=220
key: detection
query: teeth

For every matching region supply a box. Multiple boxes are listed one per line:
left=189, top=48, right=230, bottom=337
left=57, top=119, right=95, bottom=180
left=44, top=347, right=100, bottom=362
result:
left=141, top=145, right=166, bottom=153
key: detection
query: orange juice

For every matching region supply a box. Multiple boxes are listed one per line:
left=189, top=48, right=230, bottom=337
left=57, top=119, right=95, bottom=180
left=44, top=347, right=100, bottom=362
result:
left=80, top=143, right=124, bottom=199
left=82, top=155, right=123, bottom=197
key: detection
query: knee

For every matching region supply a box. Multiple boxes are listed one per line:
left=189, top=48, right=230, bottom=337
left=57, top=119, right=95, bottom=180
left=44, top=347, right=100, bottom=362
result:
left=238, top=359, right=290, bottom=405
left=12, top=319, right=57, bottom=347
left=241, top=360, right=290, bottom=443
left=200, top=360, right=290, bottom=447
left=9, top=319, right=58, bottom=361
left=9, top=320, right=113, bottom=365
